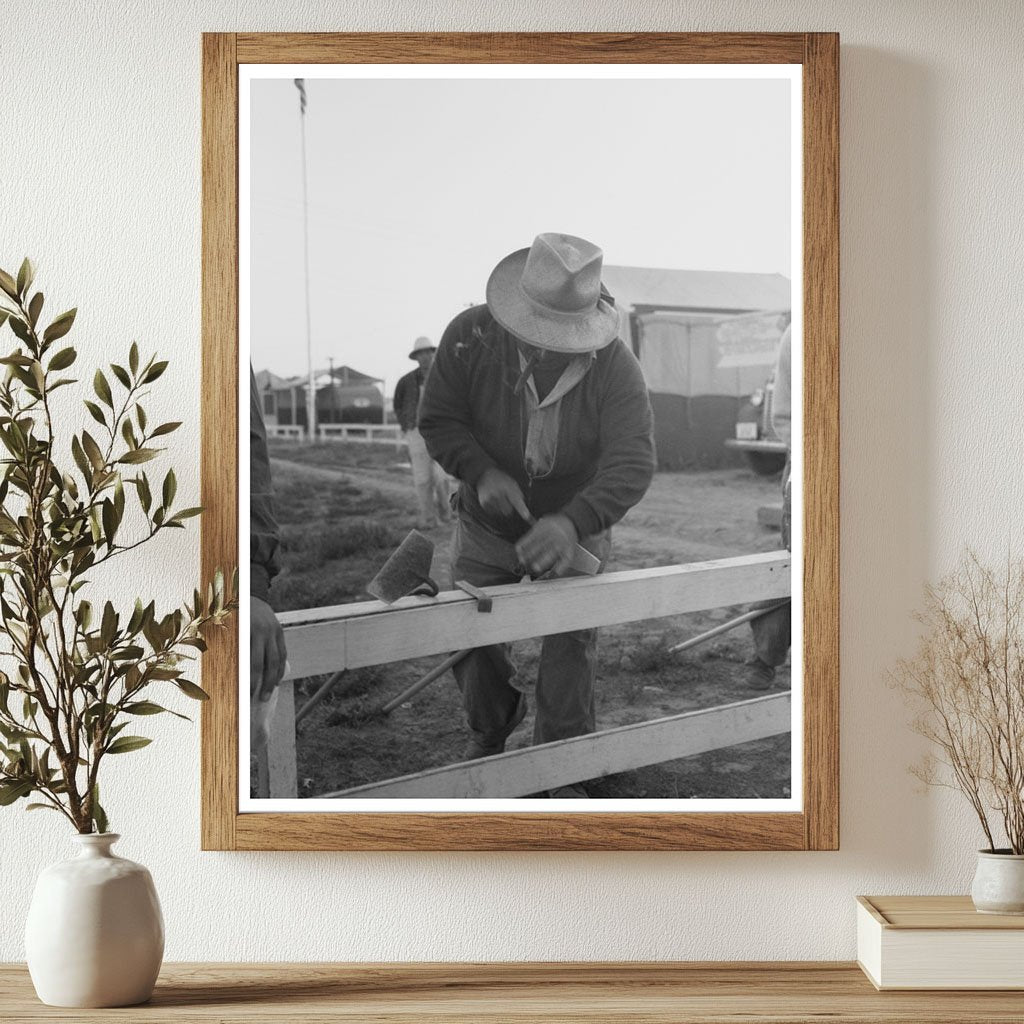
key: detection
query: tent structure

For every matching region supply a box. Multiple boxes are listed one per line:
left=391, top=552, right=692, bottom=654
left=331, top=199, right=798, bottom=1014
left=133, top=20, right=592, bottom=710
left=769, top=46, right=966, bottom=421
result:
left=601, top=266, right=791, bottom=470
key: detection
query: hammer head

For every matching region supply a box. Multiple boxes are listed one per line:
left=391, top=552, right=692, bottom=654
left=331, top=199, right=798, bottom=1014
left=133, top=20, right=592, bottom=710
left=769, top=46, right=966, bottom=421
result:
left=367, top=530, right=438, bottom=604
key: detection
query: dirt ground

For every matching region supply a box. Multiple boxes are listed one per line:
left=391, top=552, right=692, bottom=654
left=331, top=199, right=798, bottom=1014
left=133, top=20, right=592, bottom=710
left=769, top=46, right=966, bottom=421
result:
left=264, top=439, right=791, bottom=800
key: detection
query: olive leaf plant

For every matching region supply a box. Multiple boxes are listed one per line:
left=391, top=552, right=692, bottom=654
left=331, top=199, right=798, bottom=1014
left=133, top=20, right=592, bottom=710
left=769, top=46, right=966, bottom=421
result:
left=0, top=259, right=236, bottom=833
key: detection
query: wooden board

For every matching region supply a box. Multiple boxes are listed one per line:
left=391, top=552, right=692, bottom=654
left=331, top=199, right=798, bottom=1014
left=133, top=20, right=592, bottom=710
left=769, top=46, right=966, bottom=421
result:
left=199, top=31, right=239, bottom=853
left=265, top=682, right=297, bottom=799
left=233, top=810, right=808, bottom=852
left=860, top=895, right=1024, bottom=930
left=3, top=962, right=1024, bottom=1023
left=801, top=31, right=841, bottom=854
left=328, top=694, right=790, bottom=799
left=235, top=32, right=809, bottom=64
left=281, top=553, right=790, bottom=679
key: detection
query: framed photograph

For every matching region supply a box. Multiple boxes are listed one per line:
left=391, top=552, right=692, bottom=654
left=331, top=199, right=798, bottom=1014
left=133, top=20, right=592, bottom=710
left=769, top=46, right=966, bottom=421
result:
left=201, top=32, right=838, bottom=851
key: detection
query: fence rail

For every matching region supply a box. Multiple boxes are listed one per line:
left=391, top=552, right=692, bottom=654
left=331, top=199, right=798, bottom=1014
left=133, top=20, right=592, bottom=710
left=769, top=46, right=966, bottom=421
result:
left=257, top=550, right=791, bottom=799
left=279, top=552, right=789, bottom=680
left=265, top=424, right=304, bottom=440
left=264, top=423, right=406, bottom=446
left=318, top=423, right=405, bottom=447
left=324, top=693, right=790, bottom=799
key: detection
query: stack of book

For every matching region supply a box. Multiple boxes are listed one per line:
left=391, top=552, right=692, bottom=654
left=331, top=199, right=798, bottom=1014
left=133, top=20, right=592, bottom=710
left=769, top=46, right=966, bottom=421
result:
left=857, top=895, right=1024, bottom=990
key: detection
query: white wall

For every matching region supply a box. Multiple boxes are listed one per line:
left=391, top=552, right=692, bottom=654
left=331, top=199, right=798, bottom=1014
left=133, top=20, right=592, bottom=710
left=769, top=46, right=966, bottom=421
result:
left=2, top=0, right=1022, bottom=962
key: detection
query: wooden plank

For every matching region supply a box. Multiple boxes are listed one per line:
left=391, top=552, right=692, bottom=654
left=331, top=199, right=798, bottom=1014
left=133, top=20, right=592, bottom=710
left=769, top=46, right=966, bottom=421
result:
left=801, top=32, right=841, bottom=853
left=235, top=811, right=806, bottom=852
left=281, top=552, right=790, bottom=680
left=235, top=32, right=807, bottom=65
left=5, top=962, right=1024, bottom=1022
left=267, top=682, right=297, bottom=799
left=327, top=694, right=790, bottom=799
left=277, top=551, right=790, bottom=629
left=254, top=742, right=269, bottom=800
left=856, top=895, right=891, bottom=928
left=199, top=32, right=238, bottom=853
left=863, top=896, right=1024, bottom=930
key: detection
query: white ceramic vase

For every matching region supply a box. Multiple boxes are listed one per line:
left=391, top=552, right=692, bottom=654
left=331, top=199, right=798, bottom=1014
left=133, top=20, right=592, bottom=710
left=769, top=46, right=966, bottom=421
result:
left=25, top=833, right=164, bottom=1007
left=971, top=850, right=1024, bottom=915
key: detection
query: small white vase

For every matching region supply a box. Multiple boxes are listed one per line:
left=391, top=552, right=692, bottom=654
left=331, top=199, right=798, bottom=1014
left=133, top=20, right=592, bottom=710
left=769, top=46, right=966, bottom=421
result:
left=25, top=833, right=164, bottom=1007
left=971, top=849, right=1024, bottom=915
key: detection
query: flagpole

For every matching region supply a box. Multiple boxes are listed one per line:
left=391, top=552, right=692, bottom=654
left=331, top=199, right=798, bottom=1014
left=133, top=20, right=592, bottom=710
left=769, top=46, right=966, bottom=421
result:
left=295, top=78, right=316, bottom=443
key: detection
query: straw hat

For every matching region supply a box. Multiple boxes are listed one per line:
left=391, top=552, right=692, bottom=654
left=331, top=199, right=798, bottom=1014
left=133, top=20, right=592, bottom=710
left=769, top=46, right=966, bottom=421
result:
left=408, top=336, right=436, bottom=359
left=486, top=233, right=618, bottom=353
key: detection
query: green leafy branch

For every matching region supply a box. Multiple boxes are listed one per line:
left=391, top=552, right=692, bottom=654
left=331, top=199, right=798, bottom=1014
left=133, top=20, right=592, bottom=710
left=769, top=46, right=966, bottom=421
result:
left=0, top=259, right=236, bottom=833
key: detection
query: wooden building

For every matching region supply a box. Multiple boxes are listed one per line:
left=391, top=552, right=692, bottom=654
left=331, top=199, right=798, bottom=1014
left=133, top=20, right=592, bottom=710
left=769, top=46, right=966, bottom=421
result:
left=254, top=366, right=385, bottom=427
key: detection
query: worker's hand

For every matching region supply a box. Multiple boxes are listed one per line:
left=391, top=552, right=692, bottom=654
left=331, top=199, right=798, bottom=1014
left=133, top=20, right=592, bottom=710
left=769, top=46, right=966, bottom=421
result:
left=476, top=468, right=531, bottom=522
left=250, top=596, right=287, bottom=702
left=515, top=514, right=579, bottom=577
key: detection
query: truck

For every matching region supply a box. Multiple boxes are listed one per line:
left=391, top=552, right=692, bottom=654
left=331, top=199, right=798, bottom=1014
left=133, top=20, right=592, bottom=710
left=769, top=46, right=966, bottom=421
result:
left=724, top=369, right=788, bottom=476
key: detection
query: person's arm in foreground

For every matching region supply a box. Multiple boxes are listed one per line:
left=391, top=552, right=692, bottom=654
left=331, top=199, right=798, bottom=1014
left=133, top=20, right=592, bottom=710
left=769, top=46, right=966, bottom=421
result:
left=249, top=368, right=287, bottom=702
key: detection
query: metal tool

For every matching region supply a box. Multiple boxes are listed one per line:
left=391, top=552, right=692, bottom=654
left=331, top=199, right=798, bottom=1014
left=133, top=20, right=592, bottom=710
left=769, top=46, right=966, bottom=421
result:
left=667, top=600, right=791, bottom=655
left=381, top=649, right=471, bottom=715
left=520, top=513, right=600, bottom=576
left=455, top=579, right=493, bottom=612
left=366, top=530, right=440, bottom=604
left=381, top=581, right=493, bottom=714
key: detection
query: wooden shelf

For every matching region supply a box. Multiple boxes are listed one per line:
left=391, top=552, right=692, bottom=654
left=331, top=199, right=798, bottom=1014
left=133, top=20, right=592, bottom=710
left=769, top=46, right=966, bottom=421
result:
left=3, top=962, right=1024, bottom=1022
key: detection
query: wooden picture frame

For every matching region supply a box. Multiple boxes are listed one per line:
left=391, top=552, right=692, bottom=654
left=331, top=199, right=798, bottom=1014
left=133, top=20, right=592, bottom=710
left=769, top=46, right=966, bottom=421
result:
left=201, top=32, right=838, bottom=851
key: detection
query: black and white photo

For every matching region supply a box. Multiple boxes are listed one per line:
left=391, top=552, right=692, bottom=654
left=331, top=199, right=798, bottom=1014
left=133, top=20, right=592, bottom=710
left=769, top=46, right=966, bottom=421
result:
left=240, top=64, right=802, bottom=811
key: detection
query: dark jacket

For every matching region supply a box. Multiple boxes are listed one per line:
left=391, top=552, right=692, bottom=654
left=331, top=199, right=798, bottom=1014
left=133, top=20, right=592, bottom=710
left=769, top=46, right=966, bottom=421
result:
left=393, top=367, right=426, bottom=432
left=250, top=368, right=281, bottom=601
left=419, top=305, right=655, bottom=541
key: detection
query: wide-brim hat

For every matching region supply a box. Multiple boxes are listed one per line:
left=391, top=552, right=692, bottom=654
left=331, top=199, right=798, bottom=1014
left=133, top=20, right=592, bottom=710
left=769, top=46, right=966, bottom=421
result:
left=486, top=233, right=618, bottom=353
left=408, top=336, right=436, bottom=360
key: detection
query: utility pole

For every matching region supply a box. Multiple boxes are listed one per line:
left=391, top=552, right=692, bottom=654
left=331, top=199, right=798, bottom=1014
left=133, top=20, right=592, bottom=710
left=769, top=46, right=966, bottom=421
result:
left=328, top=355, right=336, bottom=423
left=295, top=77, right=316, bottom=443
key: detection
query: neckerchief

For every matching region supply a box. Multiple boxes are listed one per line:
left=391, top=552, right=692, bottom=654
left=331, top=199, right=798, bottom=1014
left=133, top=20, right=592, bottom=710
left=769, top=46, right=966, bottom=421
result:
left=518, top=349, right=595, bottom=478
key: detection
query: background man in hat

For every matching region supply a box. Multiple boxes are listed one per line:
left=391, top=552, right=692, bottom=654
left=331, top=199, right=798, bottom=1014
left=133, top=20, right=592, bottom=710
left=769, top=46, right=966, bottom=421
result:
left=395, top=336, right=452, bottom=529
left=419, top=233, right=655, bottom=797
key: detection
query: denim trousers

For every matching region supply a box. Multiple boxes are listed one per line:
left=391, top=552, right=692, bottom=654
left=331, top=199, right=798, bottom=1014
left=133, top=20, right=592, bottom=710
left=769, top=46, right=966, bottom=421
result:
left=449, top=514, right=611, bottom=749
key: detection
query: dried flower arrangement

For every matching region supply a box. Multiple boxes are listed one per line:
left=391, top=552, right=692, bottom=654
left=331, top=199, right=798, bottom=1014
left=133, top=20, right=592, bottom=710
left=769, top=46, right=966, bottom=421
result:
left=894, top=552, right=1024, bottom=854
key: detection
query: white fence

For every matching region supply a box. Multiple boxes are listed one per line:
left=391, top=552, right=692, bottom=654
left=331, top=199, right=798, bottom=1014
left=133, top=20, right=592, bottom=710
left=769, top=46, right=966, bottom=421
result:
left=265, top=423, right=405, bottom=446
left=265, top=424, right=304, bottom=440
left=257, top=551, right=792, bottom=799
left=318, top=423, right=405, bottom=447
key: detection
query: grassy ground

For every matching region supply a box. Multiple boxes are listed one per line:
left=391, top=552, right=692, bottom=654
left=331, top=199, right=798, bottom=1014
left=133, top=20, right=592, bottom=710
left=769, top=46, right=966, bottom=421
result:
left=264, top=438, right=791, bottom=799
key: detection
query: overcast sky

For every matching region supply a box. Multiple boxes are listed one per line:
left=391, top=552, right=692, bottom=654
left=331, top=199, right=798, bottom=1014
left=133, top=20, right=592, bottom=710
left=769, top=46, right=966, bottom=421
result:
left=248, top=74, right=792, bottom=391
